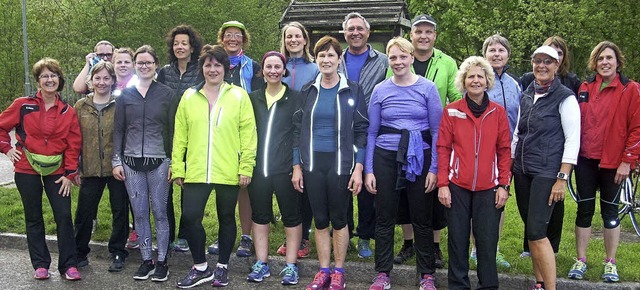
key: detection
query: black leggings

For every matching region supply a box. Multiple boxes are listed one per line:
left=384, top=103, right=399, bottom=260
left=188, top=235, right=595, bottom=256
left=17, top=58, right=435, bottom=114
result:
left=514, top=173, right=557, bottom=241
left=574, top=157, right=620, bottom=229
left=304, top=152, right=351, bottom=230
left=182, top=183, right=239, bottom=264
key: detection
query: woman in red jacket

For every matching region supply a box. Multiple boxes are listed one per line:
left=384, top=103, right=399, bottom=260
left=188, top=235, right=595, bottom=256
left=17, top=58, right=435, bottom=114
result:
left=0, top=58, right=82, bottom=281
left=568, top=41, right=640, bottom=283
left=436, top=56, right=511, bottom=290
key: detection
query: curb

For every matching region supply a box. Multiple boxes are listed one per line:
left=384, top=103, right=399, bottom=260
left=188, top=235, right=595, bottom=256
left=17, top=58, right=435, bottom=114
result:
left=1, top=233, right=638, bottom=289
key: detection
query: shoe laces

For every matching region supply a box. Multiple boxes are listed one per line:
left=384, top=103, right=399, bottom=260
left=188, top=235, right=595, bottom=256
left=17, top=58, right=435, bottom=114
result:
left=330, top=272, right=344, bottom=285
left=571, top=258, right=586, bottom=270
left=251, top=262, right=267, bottom=273
left=372, top=273, right=389, bottom=284
left=280, top=265, right=296, bottom=277
left=603, top=262, right=617, bottom=274
left=312, top=271, right=329, bottom=284
left=420, top=275, right=435, bottom=288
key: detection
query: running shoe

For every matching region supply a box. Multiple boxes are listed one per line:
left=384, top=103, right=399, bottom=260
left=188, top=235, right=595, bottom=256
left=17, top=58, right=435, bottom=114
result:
left=328, top=271, right=345, bottom=290
left=358, top=238, right=373, bottom=258
left=280, top=264, right=299, bottom=285
left=236, top=235, right=253, bottom=257
left=175, top=239, right=190, bottom=252
left=277, top=242, right=287, bottom=256
left=208, top=240, right=219, bottom=255
left=176, top=266, right=214, bottom=288
left=34, top=268, right=49, bottom=280
left=602, top=261, right=620, bottom=282
left=133, top=260, right=155, bottom=280
left=247, top=261, right=270, bottom=282
left=64, top=267, right=81, bottom=281
left=306, top=270, right=331, bottom=290
left=567, top=258, right=587, bottom=280
left=496, top=251, right=511, bottom=268
left=108, top=254, right=125, bottom=272
left=298, top=239, right=310, bottom=258
left=126, top=230, right=139, bottom=249
left=419, top=274, right=436, bottom=290
left=211, top=266, right=229, bottom=287
left=369, top=272, right=391, bottom=290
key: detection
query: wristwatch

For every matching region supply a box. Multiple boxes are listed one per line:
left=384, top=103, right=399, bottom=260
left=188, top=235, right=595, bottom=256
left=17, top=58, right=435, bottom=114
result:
left=557, top=172, right=569, bottom=181
left=498, top=184, right=510, bottom=192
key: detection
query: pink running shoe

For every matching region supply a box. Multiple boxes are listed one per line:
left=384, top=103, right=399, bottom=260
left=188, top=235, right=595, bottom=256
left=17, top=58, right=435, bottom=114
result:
left=64, top=267, right=81, bottom=281
left=306, top=270, right=331, bottom=290
left=369, top=272, right=390, bottom=290
left=329, top=271, right=345, bottom=290
left=34, top=268, right=49, bottom=280
left=419, top=274, right=436, bottom=290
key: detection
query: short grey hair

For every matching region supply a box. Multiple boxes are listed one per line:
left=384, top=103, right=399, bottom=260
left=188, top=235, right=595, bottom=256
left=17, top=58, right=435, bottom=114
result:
left=482, top=34, right=511, bottom=57
left=342, top=12, right=370, bottom=31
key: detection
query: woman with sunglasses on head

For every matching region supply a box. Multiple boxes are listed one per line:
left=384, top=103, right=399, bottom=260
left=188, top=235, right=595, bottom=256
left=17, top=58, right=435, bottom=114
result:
left=245, top=51, right=302, bottom=285
left=112, top=45, right=179, bottom=282
left=512, top=46, right=581, bottom=290
left=157, top=24, right=205, bottom=253
left=0, top=58, right=82, bottom=281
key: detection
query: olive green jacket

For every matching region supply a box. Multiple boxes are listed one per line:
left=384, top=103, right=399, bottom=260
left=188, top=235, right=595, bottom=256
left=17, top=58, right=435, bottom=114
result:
left=74, top=94, right=117, bottom=177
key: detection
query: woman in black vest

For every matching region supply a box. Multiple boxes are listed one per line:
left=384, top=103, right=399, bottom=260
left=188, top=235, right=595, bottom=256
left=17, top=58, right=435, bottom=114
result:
left=512, top=46, right=581, bottom=290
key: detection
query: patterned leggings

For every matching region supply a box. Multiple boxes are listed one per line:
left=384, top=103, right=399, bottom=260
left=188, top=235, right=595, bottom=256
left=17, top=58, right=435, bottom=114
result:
left=123, top=159, right=170, bottom=262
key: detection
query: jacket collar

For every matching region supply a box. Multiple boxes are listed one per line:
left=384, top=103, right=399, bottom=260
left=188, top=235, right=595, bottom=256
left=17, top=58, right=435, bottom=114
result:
left=587, top=72, right=629, bottom=86
left=311, top=72, right=350, bottom=93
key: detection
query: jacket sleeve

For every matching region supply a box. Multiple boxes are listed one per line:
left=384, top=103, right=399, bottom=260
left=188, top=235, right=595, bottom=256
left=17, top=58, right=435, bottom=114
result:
left=496, top=107, right=512, bottom=185
left=171, top=96, right=188, bottom=179
left=427, top=85, right=443, bottom=174
left=112, top=95, right=125, bottom=168
left=63, top=106, right=82, bottom=178
left=0, top=99, right=21, bottom=153
left=353, top=85, right=369, bottom=164
left=292, top=90, right=305, bottom=165
left=165, top=88, right=178, bottom=156
left=436, top=107, right=453, bottom=187
left=622, top=82, right=640, bottom=164
left=238, top=91, right=257, bottom=177
left=446, top=60, right=462, bottom=103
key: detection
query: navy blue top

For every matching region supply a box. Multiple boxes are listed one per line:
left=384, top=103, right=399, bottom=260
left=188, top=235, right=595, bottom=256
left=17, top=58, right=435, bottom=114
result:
left=312, top=83, right=339, bottom=152
left=345, top=48, right=368, bottom=83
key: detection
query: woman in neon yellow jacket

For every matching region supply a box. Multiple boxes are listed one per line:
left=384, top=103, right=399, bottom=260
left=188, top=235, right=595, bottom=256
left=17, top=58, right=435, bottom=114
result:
left=172, top=44, right=257, bottom=288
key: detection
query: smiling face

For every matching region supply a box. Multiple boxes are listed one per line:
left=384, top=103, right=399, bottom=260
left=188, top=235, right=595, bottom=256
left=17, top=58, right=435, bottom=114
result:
left=37, top=68, right=60, bottom=94
left=344, top=17, right=370, bottom=53
left=112, top=52, right=134, bottom=79
left=464, top=65, right=487, bottom=98
left=596, top=47, right=618, bottom=83
left=173, top=34, right=193, bottom=62
left=485, top=43, right=509, bottom=73
left=284, top=26, right=306, bottom=57
left=388, top=45, right=414, bottom=78
left=222, top=27, right=244, bottom=56
left=410, top=23, right=437, bottom=54
left=532, top=54, right=559, bottom=84
left=262, top=55, right=285, bottom=85
left=203, top=56, right=225, bottom=86
left=315, top=46, right=341, bottom=77
left=91, top=68, right=114, bottom=95
left=134, top=52, right=157, bottom=81
left=95, top=44, right=114, bottom=62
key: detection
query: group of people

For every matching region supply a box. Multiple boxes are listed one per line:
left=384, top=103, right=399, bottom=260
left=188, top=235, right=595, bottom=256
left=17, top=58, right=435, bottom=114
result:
left=1, top=11, right=639, bottom=290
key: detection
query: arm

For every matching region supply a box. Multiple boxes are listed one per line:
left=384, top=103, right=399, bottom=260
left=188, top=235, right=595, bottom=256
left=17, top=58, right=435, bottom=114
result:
left=72, top=53, right=94, bottom=94
left=111, top=94, right=126, bottom=180
left=496, top=107, right=512, bottom=186
left=446, top=60, right=462, bottom=103
left=238, top=91, right=257, bottom=178
left=171, top=96, right=188, bottom=181
left=435, top=108, right=453, bottom=188
left=0, top=99, right=21, bottom=153
left=616, top=82, right=640, bottom=183
left=365, top=89, right=381, bottom=174
left=62, top=106, right=82, bottom=180
left=427, top=84, right=443, bottom=174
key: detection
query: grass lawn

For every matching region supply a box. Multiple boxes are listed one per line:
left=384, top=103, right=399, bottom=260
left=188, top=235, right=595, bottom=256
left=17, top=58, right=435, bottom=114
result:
left=1, top=184, right=639, bottom=282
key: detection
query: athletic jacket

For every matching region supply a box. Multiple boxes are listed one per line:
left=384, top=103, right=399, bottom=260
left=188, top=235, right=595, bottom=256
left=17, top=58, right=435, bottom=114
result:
left=74, top=94, right=117, bottom=177
left=249, top=84, right=300, bottom=177
left=339, top=44, right=388, bottom=104
left=487, top=68, right=521, bottom=136
left=157, top=60, right=204, bottom=98
left=578, top=73, right=640, bottom=169
left=436, top=95, right=511, bottom=191
left=172, top=82, right=257, bottom=185
left=293, top=73, right=369, bottom=175
left=0, top=92, right=81, bottom=177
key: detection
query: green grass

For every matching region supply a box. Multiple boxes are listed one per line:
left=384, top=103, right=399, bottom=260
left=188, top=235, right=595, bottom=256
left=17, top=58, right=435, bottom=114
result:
left=1, top=185, right=639, bottom=282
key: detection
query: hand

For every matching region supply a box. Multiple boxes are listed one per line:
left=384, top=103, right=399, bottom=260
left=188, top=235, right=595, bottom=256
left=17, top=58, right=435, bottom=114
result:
left=292, top=165, right=304, bottom=193
left=614, top=162, right=631, bottom=184
left=85, top=52, right=96, bottom=65
left=348, top=164, right=363, bottom=195
left=112, top=166, right=125, bottom=181
left=365, top=173, right=377, bottom=194
left=174, top=177, right=184, bottom=188
left=438, top=186, right=452, bottom=208
left=167, top=170, right=172, bottom=183
left=6, top=148, right=21, bottom=163
left=425, top=172, right=437, bottom=193
left=239, top=174, right=251, bottom=188
left=55, top=175, right=73, bottom=197
left=73, top=175, right=82, bottom=186
left=495, top=187, right=509, bottom=209
left=548, top=179, right=566, bottom=206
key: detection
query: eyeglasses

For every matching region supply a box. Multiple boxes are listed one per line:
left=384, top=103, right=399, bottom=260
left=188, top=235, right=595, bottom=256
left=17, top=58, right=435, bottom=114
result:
left=96, top=53, right=113, bottom=59
left=532, top=58, right=555, bottom=65
left=224, top=33, right=243, bottom=40
left=38, top=74, right=59, bottom=80
left=135, top=61, right=155, bottom=67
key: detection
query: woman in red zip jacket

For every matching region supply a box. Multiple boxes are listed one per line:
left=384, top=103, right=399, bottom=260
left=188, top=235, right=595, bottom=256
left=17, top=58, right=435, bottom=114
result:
left=436, top=56, right=511, bottom=290
left=0, top=58, right=82, bottom=281
left=567, top=41, right=640, bottom=283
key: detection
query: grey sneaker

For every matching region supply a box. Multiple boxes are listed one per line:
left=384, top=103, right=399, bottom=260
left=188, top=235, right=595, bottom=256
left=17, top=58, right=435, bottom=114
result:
left=236, top=235, right=253, bottom=257
left=175, top=239, right=190, bottom=252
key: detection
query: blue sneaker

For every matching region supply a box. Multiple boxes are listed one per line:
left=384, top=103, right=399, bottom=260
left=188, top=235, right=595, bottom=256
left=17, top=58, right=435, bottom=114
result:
left=208, top=240, right=219, bottom=255
left=236, top=235, right=253, bottom=257
left=280, top=264, right=299, bottom=285
left=602, top=261, right=620, bottom=282
left=568, top=258, right=587, bottom=280
left=247, top=261, right=270, bottom=282
left=358, top=238, right=372, bottom=258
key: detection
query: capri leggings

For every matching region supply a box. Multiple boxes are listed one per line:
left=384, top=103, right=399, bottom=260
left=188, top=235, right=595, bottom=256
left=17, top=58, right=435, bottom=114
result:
left=304, top=151, right=351, bottom=230
left=574, top=157, right=621, bottom=229
left=123, top=159, right=170, bottom=262
left=248, top=172, right=301, bottom=227
left=514, top=173, right=557, bottom=241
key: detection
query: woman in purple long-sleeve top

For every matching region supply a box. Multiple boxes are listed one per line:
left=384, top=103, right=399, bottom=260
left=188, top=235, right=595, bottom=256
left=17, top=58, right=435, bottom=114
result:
left=364, top=37, right=443, bottom=290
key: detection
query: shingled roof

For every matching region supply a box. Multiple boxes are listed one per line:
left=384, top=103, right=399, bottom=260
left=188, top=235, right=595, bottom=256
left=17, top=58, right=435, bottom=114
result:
left=279, top=0, right=411, bottom=43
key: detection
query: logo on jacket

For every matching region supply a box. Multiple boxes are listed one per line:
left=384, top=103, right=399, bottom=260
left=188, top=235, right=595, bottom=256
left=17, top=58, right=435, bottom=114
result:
left=348, top=98, right=355, bottom=106
left=447, top=108, right=466, bottom=119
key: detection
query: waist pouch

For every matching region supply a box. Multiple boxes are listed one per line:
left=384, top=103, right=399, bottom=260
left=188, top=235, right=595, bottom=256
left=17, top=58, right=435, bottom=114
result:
left=23, top=149, right=63, bottom=176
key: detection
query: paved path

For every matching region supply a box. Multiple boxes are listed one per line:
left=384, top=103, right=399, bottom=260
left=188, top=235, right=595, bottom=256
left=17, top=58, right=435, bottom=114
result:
left=0, top=130, right=15, bottom=186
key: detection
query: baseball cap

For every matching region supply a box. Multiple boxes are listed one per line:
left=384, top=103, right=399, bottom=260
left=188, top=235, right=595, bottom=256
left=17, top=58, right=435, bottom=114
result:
left=412, top=14, right=437, bottom=29
left=221, top=21, right=246, bottom=31
left=531, top=45, right=559, bottom=60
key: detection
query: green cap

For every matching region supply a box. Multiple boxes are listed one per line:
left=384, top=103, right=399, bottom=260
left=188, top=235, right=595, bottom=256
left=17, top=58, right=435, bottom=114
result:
left=221, top=21, right=246, bottom=31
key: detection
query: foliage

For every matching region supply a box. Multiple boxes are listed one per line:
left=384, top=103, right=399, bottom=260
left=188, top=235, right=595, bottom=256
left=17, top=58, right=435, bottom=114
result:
left=0, top=0, right=289, bottom=110
left=409, top=0, right=640, bottom=80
